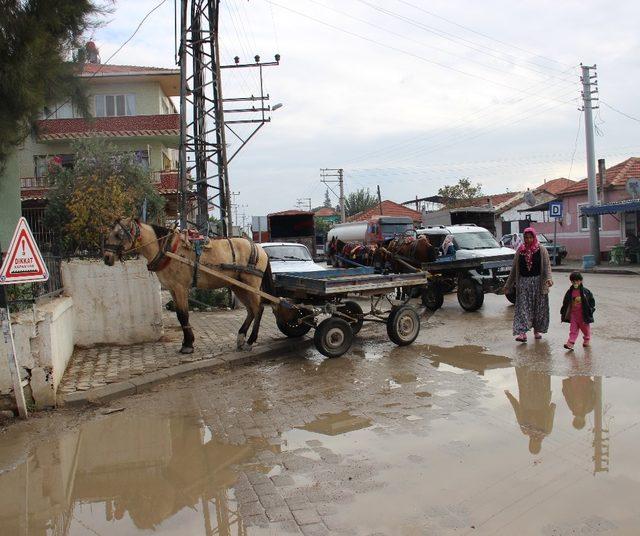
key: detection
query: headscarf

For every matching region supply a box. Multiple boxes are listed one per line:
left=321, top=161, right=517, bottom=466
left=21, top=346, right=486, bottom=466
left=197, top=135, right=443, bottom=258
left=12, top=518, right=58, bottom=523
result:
left=518, top=227, right=540, bottom=271
left=441, top=234, right=454, bottom=253
left=512, top=233, right=523, bottom=250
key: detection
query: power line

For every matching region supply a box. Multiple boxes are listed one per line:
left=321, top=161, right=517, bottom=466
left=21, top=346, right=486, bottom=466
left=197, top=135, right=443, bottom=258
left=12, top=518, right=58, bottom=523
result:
left=395, top=0, right=573, bottom=70
left=354, top=0, right=575, bottom=82
left=266, top=0, right=575, bottom=103
left=303, top=0, right=573, bottom=86
left=45, top=0, right=169, bottom=120
left=601, top=100, right=640, bottom=124
left=567, top=110, right=583, bottom=180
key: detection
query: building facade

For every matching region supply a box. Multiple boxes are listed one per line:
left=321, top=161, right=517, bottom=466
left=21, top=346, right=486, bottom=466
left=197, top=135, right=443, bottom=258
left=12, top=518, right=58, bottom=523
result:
left=2, top=44, right=181, bottom=248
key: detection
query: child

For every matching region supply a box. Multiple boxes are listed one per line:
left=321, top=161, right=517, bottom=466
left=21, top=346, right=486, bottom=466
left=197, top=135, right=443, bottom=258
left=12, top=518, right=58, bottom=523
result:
left=561, top=272, right=596, bottom=350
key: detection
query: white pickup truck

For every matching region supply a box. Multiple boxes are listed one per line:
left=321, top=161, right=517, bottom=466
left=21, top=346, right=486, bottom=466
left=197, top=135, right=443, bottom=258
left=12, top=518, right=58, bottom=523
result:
left=415, top=224, right=515, bottom=311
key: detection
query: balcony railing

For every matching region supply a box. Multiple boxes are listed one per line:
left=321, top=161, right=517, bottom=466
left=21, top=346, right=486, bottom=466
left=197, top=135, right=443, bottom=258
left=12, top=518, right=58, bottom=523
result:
left=21, top=176, right=50, bottom=189
left=152, top=169, right=179, bottom=191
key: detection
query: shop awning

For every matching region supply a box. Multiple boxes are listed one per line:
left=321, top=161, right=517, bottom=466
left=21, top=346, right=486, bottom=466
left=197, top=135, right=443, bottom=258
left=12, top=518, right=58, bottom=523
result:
left=581, top=199, right=640, bottom=216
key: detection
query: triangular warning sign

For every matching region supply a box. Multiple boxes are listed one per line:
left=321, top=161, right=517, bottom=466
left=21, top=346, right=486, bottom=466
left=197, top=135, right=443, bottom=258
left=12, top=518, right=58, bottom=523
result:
left=0, top=217, right=49, bottom=284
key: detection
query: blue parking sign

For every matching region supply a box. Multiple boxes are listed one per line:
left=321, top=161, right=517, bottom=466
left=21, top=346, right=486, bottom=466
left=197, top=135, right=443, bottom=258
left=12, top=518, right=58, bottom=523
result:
left=549, top=201, right=563, bottom=218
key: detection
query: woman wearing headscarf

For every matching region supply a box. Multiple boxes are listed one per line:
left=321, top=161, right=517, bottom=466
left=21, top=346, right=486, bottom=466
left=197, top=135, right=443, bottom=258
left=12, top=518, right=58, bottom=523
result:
left=504, top=227, right=553, bottom=342
left=440, top=234, right=455, bottom=257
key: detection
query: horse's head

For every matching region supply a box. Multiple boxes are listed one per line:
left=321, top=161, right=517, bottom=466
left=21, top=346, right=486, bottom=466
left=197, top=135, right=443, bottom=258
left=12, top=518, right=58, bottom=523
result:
left=415, top=236, right=438, bottom=263
left=103, top=217, right=141, bottom=266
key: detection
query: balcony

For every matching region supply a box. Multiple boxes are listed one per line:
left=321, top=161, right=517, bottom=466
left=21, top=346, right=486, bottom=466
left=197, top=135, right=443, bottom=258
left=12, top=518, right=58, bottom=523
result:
left=151, top=170, right=179, bottom=192
left=36, top=114, right=179, bottom=142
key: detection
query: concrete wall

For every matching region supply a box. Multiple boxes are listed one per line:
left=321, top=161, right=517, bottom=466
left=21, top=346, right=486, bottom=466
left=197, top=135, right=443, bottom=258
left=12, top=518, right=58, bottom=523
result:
left=0, top=152, right=21, bottom=249
left=61, top=259, right=163, bottom=346
left=0, top=297, right=75, bottom=408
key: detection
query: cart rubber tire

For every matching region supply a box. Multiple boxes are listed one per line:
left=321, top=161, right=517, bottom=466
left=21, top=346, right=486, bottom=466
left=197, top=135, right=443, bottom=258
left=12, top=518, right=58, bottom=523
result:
left=421, top=285, right=444, bottom=311
left=457, top=278, right=484, bottom=312
left=276, top=310, right=312, bottom=338
left=314, top=317, right=353, bottom=358
left=386, top=305, right=421, bottom=346
left=506, top=289, right=516, bottom=304
left=337, top=301, right=364, bottom=335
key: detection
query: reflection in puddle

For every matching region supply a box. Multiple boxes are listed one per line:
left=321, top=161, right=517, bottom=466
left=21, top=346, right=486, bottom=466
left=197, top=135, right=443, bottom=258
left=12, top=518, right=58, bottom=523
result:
left=0, top=414, right=271, bottom=535
left=424, top=344, right=512, bottom=375
left=298, top=410, right=373, bottom=436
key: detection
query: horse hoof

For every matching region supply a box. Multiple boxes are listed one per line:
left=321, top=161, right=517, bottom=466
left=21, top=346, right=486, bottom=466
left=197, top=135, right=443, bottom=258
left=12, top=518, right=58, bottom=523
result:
left=180, top=346, right=194, bottom=354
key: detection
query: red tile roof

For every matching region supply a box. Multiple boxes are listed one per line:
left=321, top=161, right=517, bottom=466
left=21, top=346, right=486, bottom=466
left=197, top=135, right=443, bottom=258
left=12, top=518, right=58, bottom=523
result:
left=314, top=207, right=337, bottom=217
left=561, top=157, right=640, bottom=195
left=80, top=63, right=179, bottom=76
left=347, top=200, right=422, bottom=222
left=463, top=192, right=522, bottom=209
left=36, top=114, right=179, bottom=140
left=535, top=177, right=576, bottom=195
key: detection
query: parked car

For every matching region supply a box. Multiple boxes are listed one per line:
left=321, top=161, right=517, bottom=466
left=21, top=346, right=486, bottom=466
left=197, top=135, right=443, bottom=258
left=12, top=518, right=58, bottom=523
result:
left=261, top=242, right=326, bottom=274
left=500, top=232, right=567, bottom=265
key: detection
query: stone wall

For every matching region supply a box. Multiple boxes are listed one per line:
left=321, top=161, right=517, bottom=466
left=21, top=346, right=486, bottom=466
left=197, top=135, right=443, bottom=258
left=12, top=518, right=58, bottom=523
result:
left=61, top=258, right=163, bottom=346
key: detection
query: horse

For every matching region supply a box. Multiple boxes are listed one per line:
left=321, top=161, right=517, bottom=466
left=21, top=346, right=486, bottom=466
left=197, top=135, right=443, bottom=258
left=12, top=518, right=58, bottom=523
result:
left=103, top=217, right=273, bottom=354
left=385, top=235, right=438, bottom=272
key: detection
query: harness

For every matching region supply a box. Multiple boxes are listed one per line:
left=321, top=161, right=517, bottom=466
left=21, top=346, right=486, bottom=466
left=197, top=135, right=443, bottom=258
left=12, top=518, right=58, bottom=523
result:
left=192, top=238, right=264, bottom=288
left=104, top=219, right=141, bottom=256
left=147, top=232, right=179, bottom=272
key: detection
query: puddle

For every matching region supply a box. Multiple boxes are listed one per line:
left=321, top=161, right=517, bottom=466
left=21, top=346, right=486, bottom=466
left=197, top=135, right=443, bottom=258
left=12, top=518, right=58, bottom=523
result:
left=424, top=344, right=512, bottom=375
left=297, top=410, right=373, bottom=436
left=0, top=413, right=269, bottom=535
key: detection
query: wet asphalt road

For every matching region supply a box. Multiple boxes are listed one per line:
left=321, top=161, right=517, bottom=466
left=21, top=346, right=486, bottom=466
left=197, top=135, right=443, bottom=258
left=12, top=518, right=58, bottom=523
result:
left=0, top=273, right=639, bottom=535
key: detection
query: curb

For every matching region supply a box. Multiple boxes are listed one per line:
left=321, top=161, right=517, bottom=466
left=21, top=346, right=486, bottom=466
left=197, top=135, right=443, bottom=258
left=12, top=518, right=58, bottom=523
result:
left=553, top=266, right=640, bottom=275
left=61, top=338, right=314, bottom=407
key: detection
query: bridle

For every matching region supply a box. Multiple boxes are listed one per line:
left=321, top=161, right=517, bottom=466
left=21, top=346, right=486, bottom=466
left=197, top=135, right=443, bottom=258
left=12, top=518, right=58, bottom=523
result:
left=104, top=219, right=141, bottom=258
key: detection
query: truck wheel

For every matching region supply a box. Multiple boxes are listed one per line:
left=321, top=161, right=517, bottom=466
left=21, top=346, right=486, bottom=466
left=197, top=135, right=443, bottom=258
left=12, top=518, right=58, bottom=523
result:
left=421, top=285, right=444, bottom=311
left=314, top=318, right=353, bottom=358
left=276, top=309, right=312, bottom=338
left=386, top=305, right=421, bottom=346
left=506, top=289, right=516, bottom=304
left=337, top=301, right=364, bottom=334
left=457, top=278, right=484, bottom=312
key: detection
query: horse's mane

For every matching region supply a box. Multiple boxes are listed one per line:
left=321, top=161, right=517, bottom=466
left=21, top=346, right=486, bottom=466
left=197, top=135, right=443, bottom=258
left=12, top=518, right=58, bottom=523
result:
left=150, top=224, right=171, bottom=240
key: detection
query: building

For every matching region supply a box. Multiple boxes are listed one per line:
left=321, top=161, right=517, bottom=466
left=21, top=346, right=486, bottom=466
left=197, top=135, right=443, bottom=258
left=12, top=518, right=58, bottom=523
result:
left=5, top=42, right=181, bottom=248
left=500, top=178, right=576, bottom=234
left=313, top=206, right=340, bottom=225
left=524, top=157, right=640, bottom=259
left=347, top=200, right=423, bottom=224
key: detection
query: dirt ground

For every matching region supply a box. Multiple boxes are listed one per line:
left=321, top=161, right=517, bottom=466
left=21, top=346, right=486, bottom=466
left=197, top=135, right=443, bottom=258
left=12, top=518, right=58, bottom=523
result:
left=0, top=273, right=639, bottom=535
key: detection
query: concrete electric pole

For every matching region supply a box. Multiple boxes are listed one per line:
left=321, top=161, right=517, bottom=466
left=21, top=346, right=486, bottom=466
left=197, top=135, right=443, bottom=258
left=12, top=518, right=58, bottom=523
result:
left=581, top=64, right=600, bottom=263
left=320, top=168, right=345, bottom=222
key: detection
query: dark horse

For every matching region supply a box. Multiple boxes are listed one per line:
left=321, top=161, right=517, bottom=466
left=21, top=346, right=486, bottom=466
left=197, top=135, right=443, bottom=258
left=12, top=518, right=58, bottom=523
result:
left=104, top=218, right=273, bottom=354
left=384, top=235, right=438, bottom=272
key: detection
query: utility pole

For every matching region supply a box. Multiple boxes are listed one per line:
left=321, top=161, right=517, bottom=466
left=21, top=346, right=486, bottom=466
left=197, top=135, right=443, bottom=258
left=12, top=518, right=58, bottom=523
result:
left=320, top=168, right=345, bottom=222
left=377, top=185, right=383, bottom=215
left=581, top=64, right=600, bottom=263
left=178, top=0, right=280, bottom=236
left=296, top=198, right=312, bottom=211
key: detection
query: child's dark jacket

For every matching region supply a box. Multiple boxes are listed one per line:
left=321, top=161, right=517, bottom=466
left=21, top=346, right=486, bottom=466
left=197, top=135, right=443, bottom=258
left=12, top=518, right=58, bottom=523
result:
left=560, top=286, right=595, bottom=324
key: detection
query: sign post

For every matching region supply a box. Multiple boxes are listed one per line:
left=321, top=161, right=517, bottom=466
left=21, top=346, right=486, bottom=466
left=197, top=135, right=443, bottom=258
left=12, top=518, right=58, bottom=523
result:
left=0, top=218, right=50, bottom=419
left=548, top=201, right=563, bottom=265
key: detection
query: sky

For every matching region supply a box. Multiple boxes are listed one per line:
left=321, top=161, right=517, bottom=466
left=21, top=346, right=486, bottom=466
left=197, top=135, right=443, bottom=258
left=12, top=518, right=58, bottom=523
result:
left=93, top=0, right=640, bottom=221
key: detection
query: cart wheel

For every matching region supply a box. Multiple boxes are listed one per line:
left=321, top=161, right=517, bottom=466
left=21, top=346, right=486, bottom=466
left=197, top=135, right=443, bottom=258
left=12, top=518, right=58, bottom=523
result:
left=276, top=308, right=312, bottom=338
left=314, top=318, right=353, bottom=358
left=337, top=301, right=364, bottom=334
left=457, top=278, right=484, bottom=311
left=505, top=289, right=516, bottom=304
left=421, top=285, right=444, bottom=311
left=386, top=305, right=421, bottom=346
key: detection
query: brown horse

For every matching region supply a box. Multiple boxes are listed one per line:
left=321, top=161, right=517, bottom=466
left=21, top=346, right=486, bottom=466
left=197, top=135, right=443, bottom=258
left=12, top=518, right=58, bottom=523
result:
left=385, top=235, right=438, bottom=272
left=103, top=218, right=273, bottom=354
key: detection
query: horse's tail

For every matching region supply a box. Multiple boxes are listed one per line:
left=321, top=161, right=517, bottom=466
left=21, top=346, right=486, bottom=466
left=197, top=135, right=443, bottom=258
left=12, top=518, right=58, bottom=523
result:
left=261, top=260, right=275, bottom=301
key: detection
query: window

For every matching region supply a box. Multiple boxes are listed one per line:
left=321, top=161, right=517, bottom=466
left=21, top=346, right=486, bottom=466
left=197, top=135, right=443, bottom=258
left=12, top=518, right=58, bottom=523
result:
left=94, top=94, right=136, bottom=117
left=42, top=102, right=78, bottom=119
left=624, top=211, right=638, bottom=238
left=578, top=203, right=602, bottom=231
left=453, top=231, right=500, bottom=250
left=263, top=245, right=312, bottom=261
left=34, top=154, right=74, bottom=178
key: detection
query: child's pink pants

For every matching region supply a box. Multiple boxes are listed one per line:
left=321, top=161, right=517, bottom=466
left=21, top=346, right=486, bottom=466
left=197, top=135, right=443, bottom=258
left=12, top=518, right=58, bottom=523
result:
left=568, top=307, right=590, bottom=345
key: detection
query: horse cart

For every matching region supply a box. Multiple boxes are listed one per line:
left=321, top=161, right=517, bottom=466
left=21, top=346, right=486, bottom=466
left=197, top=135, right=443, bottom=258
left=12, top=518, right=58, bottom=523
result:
left=273, top=267, right=430, bottom=358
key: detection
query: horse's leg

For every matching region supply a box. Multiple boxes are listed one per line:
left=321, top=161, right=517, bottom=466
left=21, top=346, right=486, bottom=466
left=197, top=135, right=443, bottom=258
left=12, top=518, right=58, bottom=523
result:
left=173, top=286, right=194, bottom=354
left=233, top=289, right=254, bottom=350
left=247, top=290, right=264, bottom=346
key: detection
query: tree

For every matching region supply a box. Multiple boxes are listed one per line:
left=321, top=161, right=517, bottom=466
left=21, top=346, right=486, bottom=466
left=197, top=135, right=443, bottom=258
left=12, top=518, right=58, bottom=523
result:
left=437, top=178, right=483, bottom=208
left=0, top=1, right=103, bottom=167
left=45, top=139, right=165, bottom=253
left=345, top=188, right=378, bottom=217
left=323, top=188, right=332, bottom=208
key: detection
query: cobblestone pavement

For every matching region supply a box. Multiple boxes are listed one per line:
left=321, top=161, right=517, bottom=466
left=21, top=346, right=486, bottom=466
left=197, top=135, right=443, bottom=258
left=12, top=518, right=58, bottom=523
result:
left=4, top=275, right=639, bottom=535
left=57, top=306, right=289, bottom=395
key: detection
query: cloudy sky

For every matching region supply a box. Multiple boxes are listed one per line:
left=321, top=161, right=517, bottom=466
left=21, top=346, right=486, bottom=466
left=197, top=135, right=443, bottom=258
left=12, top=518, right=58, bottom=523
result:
left=94, top=0, right=640, bottom=220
